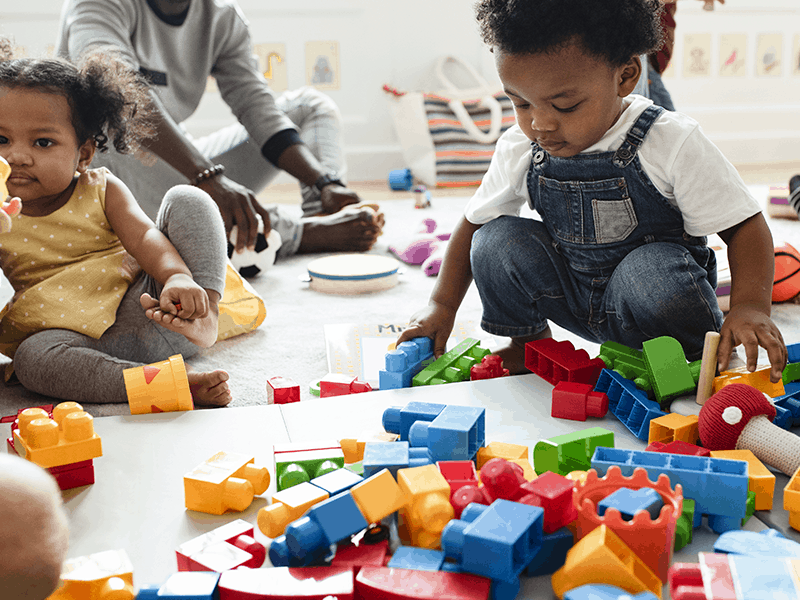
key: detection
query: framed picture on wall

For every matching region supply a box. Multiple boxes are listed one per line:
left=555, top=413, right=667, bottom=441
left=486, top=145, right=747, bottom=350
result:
left=719, top=34, right=747, bottom=77
left=793, top=34, right=800, bottom=76
left=305, top=41, right=340, bottom=90
left=756, top=33, right=783, bottom=77
left=255, top=43, right=288, bottom=92
left=683, top=33, right=712, bottom=78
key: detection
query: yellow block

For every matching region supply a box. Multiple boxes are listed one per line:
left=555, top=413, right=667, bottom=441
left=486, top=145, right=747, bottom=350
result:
left=351, top=468, right=407, bottom=523
left=396, top=464, right=454, bottom=549
left=711, top=449, right=775, bottom=510
left=476, top=442, right=528, bottom=469
left=47, top=549, right=134, bottom=600
left=14, top=403, right=102, bottom=469
left=648, top=413, right=699, bottom=445
left=123, top=354, right=193, bottom=415
left=786, top=466, right=800, bottom=532
left=184, top=451, right=270, bottom=515
left=257, top=481, right=328, bottom=538
left=551, top=525, right=662, bottom=600
left=713, top=365, right=785, bottom=397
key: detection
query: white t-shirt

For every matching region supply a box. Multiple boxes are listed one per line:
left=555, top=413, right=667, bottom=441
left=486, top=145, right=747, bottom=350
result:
left=465, top=95, right=760, bottom=238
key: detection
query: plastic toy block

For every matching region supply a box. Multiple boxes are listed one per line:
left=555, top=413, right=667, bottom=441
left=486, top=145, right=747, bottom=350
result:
left=217, top=566, right=354, bottom=600
left=349, top=468, right=406, bottom=524
left=594, top=369, right=666, bottom=441
left=339, top=431, right=399, bottom=464
left=674, top=498, right=695, bottom=551
left=785, top=361, right=800, bottom=384
left=47, top=549, right=134, bottom=600
left=477, top=458, right=527, bottom=502
left=49, top=458, right=95, bottom=490
left=525, top=338, right=606, bottom=386
left=564, top=585, right=659, bottom=600
left=743, top=490, right=755, bottom=525
left=12, top=403, right=103, bottom=469
left=712, top=364, right=786, bottom=397
left=386, top=546, right=446, bottom=571
left=508, top=458, right=536, bottom=481
left=642, top=336, right=696, bottom=405
left=319, top=373, right=372, bottom=397
left=709, top=449, right=775, bottom=511
left=551, top=525, right=662, bottom=600
left=258, top=482, right=330, bottom=538
left=645, top=440, right=710, bottom=457
left=183, top=451, right=270, bottom=515
left=274, top=441, right=345, bottom=491
left=412, top=338, right=490, bottom=386
left=533, top=426, right=615, bottom=475
left=355, top=567, right=491, bottom=600
left=517, top=470, right=577, bottom=533
left=379, top=337, right=435, bottom=390
left=396, top=464, right=455, bottom=549
left=524, top=526, right=573, bottom=577
left=573, top=466, right=682, bottom=583
left=123, top=354, right=193, bottom=414
left=307, top=467, right=363, bottom=497
left=784, top=465, right=800, bottom=532
left=648, top=413, right=700, bottom=445
left=598, top=487, right=664, bottom=520
left=176, top=519, right=265, bottom=572
left=789, top=343, right=800, bottom=364
left=713, top=528, right=800, bottom=557
left=597, top=341, right=650, bottom=390
left=382, top=401, right=446, bottom=441
left=551, top=381, right=609, bottom=421
left=775, top=403, right=793, bottom=429
left=591, top=447, right=748, bottom=534
left=137, top=572, right=220, bottom=600
left=469, top=354, right=509, bottom=380
left=331, top=530, right=390, bottom=571
left=267, top=535, right=331, bottom=569
left=475, top=442, right=528, bottom=470
left=408, top=404, right=485, bottom=462
left=437, top=460, right=478, bottom=496
left=266, top=376, right=301, bottom=404
left=362, top=441, right=431, bottom=478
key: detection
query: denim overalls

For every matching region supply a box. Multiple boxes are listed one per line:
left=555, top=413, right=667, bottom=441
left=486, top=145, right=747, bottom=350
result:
left=471, top=105, right=723, bottom=360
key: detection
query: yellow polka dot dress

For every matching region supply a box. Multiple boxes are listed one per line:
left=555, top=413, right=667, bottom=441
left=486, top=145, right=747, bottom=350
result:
left=0, top=168, right=135, bottom=359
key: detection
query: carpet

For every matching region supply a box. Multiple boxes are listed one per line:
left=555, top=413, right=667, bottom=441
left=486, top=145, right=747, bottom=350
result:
left=0, top=184, right=798, bottom=418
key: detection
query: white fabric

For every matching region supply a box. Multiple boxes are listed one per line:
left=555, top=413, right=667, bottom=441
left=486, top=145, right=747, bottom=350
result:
left=465, top=95, right=761, bottom=238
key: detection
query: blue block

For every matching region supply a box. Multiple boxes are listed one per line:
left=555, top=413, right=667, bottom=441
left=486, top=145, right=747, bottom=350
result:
left=788, top=342, right=800, bottom=364
left=591, top=447, right=748, bottom=533
left=379, top=338, right=434, bottom=390
left=598, top=487, right=663, bottom=520
left=382, top=401, right=446, bottom=441
left=564, top=584, right=659, bottom=600
left=441, top=499, right=544, bottom=584
left=387, top=546, right=446, bottom=571
left=595, top=369, right=665, bottom=440
left=310, top=467, right=364, bottom=496
left=714, top=529, right=800, bottom=557
left=136, top=572, right=220, bottom=600
left=408, top=405, right=485, bottom=462
left=362, top=441, right=431, bottom=477
left=388, top=168, right=413, bottom=191
left=775, top=391, right=800, bottom=427
left=774, top=404, right=792, bottom=430
left=267, top=534, right=331, bottom=567
left=787, top=381, right=800, bottom=395
left=729, top=555, right=798, bottom=600
left=524, top=526, right=573, bottom=577
left=491, top=578, right=521, bottom=600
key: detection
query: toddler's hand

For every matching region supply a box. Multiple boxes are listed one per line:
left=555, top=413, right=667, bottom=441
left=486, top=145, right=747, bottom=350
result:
left=718, top=304, right=787, bottom=382
left=397, top=301, right=457, bottom=359
left=0, top=197, right=22, bottom=233
left=160, top=273, right=209, bottom=320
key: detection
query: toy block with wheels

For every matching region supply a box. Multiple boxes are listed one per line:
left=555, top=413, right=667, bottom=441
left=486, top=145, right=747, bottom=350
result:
left=408, top=404, right=485, bottom=462
left=183, top=451, right=270, bottom=515
left=175, top=519, right=265, bottom=572
left=273, top=440, right=345, bottom=491
left=47, top=549, right=134, bottom=600
left=379, top=337, right=435, bottom=390
left=412, top=338, right=490, bottom=386
left=123, top=354, right=193, bottom=414
left=396, top=464, right=454, bottom=549
left=525, top=338, right=606, bottom=386
left=266, top=376, right=300, bottom=404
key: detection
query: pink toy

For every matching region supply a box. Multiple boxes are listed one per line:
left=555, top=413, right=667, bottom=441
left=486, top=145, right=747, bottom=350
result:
left=422, top=240, right=448, bottom=276
left=389, top=218, right=451, bottom=267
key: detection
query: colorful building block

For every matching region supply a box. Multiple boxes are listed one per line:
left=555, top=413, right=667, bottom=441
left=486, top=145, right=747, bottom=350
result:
left=437, top=460, right=479, bottom=497
left=412, top=338, right=490, bottom=386
left=642, top=336, right=696, bottom=405
left=713, top=364, right=786, bottom=397
left=785, top=465, right=800, bottom=532
left=597, top=487, right=664, bottom=520
left=339, top=431, right=399, bottom=463
left=596, top=341, right=651, bottom=390
left=469, top=354, right=509, bottom=380
left=645, top=440, right=710, bottom=457
left=354, top=567, right=491, bottom=600
left=408, top=405, right=485, bottom=462
left=176, top=519, right=265, bottom=572
left=123, top=354, right=193, bottom=415
left=713, top=529, right=800, bottom=557
left=564, top=585, right=658, bottom=600
left=594, top=369, right=666, bottom=441
left=551, top=381, right=609, bottom=421
left=518, top=470, right=577, bottom=533
left=331, top=528, right=390, bottom=571
left=319, top=373, right=372, bottom=397
left=217, top=566, right=354, bottom=600
left=266, top=376, right=301, bottom=404
left=183, top=451, right=270, bottom=515
left=524, top=526, right=574, bottom=577
left=674, top=498, right=695, bottom=551
left=591, top=447, right=748, bottom=534
left=382, top=401, right=446, bottom=441
left=475, top=442, right=528, bottom=470
left=551, top=525, right=662, bottom=600
left=525, top=338, right=606, bottom=386
left=48, top=459, right=95, bottom=491
left=273, top=441, right=345, bottom=491
left=362, top=441, right=431, bottom=478
left=533, top=427, right=615, bottom=475
left=379, top=337, right=435, bottom=390
left=137, top=571, right=220, bottom=600
left=386, top=547, right=446, bottom=571
left=349, top=468, right=407, bottom=524
left=257, top=481, right=330, bottom=538
left=647, top=413, right=699, bottom=446
left=709, top=449, right=775, bottom=511
left=397, top=464, right=455, bottom=549
left=48, top=549, right=134, bottom=600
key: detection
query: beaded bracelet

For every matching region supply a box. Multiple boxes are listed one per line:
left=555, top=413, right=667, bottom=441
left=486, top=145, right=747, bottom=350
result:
left=191, top=164, right=225, bottom=186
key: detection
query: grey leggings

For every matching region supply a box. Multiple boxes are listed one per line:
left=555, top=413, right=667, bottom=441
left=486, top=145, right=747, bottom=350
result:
left=13, top=186, right=227, bottom=404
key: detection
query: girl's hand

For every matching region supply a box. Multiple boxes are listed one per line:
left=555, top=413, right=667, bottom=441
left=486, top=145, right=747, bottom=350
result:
left=159, top=273, right=210, bottom=320
left=717, top=304, right=787, bottom=382
left=396, top=301, right=458, bottom=359
left=0, top=197, right=22, bottom=233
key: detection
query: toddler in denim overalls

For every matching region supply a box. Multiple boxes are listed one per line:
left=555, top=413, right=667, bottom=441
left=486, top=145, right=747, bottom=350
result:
left=399, top=0, right=787, bottom=382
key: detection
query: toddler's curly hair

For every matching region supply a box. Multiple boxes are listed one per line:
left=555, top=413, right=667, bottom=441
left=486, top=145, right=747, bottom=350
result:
left=0, top=39, right=155, bottom=155
left=475, top=0, right=664, bottom=67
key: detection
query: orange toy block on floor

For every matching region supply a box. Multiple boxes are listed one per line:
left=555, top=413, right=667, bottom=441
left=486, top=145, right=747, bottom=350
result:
left=648, top=413, right=700, bottom=446
left=184, top=451, right=270, bottom=515
left=47, top=549, right=134, bottom=600
left=13, top=402, right=102, bottom=469
left=257, top=481, right=330, bottom=538
left=712, top=364, right=785, bottom=398
left=475, top=441, right=528, bottom=470
left=340, top=431, right=399, bottom=464
left=711, top=449, right=776, bottom=511
left=785, top=466, right=800, bottom=532
left=396, top=464, right=454, bottom=549
left=350, top=468, right=407, bottom=524
left=123, top=354, right=193, bottom=415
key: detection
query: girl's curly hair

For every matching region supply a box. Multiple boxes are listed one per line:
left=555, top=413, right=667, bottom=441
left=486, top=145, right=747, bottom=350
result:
left=475, top=0, right=664, bottom=67
left=0, top=41, right=156, bottom=154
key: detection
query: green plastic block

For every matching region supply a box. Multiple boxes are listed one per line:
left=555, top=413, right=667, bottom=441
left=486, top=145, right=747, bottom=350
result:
left=412, top=338, right=490, bottom=386
left=742, top=490, right=756, bottom=525
left=688, top=359, right=702, bottom=384
left=274, top=445, right=345, bottom=491
left=674, top=498, right=695, bottom=551
left=642, top=336, right=696, bottom=405
left=532, top=427, right=615, bottom=475
left=597, top=341, right=651, bottom=391
left=783, top=362, right=800, bottom=385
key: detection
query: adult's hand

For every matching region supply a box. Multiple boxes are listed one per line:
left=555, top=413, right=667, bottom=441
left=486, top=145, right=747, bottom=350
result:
left=197, top=175, right=272, bottom=252
left=320, top=183, right=360, bottom=215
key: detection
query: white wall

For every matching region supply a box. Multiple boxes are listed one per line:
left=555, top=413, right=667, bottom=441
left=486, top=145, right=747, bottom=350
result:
left=3, top=0, right=799, bottom=180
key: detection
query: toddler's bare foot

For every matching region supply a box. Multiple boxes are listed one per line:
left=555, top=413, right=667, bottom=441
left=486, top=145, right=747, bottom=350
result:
left=140, top=293, right=218, bottom=348
left=298, top=206, right=384, bottom=253
left=492, top=328, right=553, bottom=375
left=188, top=369, right=232, bottom=407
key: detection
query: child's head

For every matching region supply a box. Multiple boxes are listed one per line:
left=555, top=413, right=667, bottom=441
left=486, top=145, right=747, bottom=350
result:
left=475, top=0, right=663, bottom=156
left=0, top=454, right=70, bottom=600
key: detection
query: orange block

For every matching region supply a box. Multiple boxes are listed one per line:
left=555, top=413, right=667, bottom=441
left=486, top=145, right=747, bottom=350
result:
left=184, top=451, right=270, bottom=515
left=350, top=468, right=407, bottom=524
left=711, top=449, right=775, bottom=510
left=47, top=549, right=134, bottom=600
left=396, top=464, right=454, bottom=549
left=476, top=442, right=528, bottom=470
left=785, top=467, right=800, bottom=532
left=123, top=354, right=193, bottom=415
left=712, top=365, right=785, bottom=398
left=257, top=482, right=329, bottom=538
left=648, top=413, right=699, bottom=445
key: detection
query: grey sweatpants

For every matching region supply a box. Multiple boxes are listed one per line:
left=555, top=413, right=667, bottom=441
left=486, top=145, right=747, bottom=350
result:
left=13, top=186, right=227, bottom=404
left=90, top=87, right=346, bottom=258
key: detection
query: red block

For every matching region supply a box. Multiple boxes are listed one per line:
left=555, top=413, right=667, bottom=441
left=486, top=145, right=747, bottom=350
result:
left=469, top=355, right=509, bottom=380
left=218, top=567, right=354, bottom=600
left=330, top=538, right=389, bottom=572
left=525, top=338, right=606, bottom=386
left=450, top=485, right=489, bottom=519
left=267, top=376, right=301, bottom=405
left=319, top=374, right=372, bottom=398
left=518, top=471, right=577, bottom=533
left=355, top=567, right=491, bottom=600
left=646, top=440, right=711, bottom=457
left=479, top=458, right=527, bottom=502
left=437, top=460, right=479, bottom=496
left=551, top=381, right=609, bottom=421
left=176, top=520, right=266, bottom=572
left=49, top=460, right=95, bottom=490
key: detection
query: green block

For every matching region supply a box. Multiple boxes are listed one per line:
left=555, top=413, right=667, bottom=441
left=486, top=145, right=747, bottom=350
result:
left=412, top=338, right=490, bottom=386
left=597, top=341, right=651, bottom=391
left=532, top=427, right=615, bottom=475
left=742, top=490, right=756, bottom=525
left=642, top=336, right=696, bottom=405
left=783, top=362, right=800, bottom=385
left=674, top=498, right=695, bottom=551
left=688, top=359, right=702, bottom=384
left=275, top=447, right=345, bottom=491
